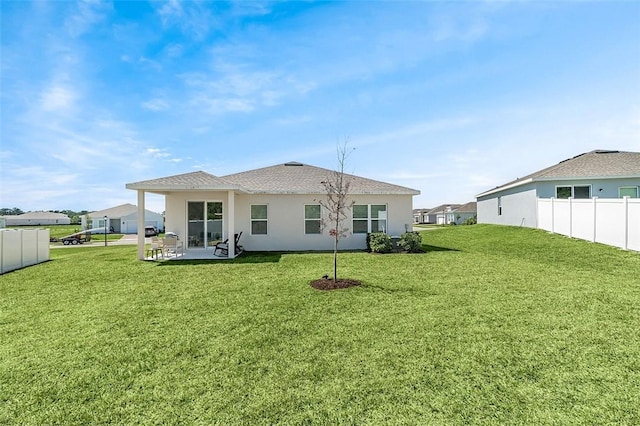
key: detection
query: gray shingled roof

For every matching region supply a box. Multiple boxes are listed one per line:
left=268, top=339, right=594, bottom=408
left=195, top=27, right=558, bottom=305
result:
left=427, top=204, right=461, bottom=215
left=222, top=162, right=420, bottom=195
left=88, top=203, right=163, bottom=217
left=126, top=171, right=245, bottom=192
left=525, top=150, right=640, bottom=179
left=127, top=163, right=420, bottom=195
left=478, top=150, right=640, bottom=197
left=454, top=202, right=477, bottom=213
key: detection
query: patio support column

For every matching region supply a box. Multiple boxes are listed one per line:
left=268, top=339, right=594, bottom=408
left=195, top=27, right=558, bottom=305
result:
left=227, top=190, right=235, bottom=258
left=137, top=190, right=145, bottom=260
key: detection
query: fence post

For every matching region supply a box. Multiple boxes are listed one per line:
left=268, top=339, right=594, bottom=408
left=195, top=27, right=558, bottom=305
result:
left=592, top=197, right=597, bottom=243
left=550, top=197, right=555, bottom=234
left=623, top=196, right=629, bottom=250
left=569, top=197, right=573, bottom=238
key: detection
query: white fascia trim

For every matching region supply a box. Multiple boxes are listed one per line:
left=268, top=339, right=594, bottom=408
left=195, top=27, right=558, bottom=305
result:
left=476, top=178, right=534, bottom=198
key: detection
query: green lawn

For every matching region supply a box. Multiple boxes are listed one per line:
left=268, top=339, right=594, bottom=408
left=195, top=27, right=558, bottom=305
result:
left=1, top=225, right=639, bottom=424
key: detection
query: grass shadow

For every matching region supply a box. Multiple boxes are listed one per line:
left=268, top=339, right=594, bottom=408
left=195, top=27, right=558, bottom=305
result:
left=422, top=244, right=460, bottom=252
left=155, top=252, right=282, bottom=266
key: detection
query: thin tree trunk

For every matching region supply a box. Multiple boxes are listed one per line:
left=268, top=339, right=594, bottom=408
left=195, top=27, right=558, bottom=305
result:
left=333, top=237, right=338, bottom=283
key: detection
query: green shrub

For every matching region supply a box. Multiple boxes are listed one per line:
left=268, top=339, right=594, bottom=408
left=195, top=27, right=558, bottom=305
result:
left=368, top=232, right=392, bottom=253
left=398, top=231, right=422, bottom=253
left=462, top=216, right=477, bottom=225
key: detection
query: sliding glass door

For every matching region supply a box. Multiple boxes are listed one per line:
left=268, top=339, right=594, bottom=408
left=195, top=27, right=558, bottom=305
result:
left=187, top=201, right=223, bottom=248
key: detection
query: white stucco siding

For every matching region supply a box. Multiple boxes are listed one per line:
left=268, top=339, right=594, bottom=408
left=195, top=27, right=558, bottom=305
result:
left=235, top=194, right=413, bottom=251
left=165, top=191, right=415, bottom=252
left=477, top=183, right=537, bottom=228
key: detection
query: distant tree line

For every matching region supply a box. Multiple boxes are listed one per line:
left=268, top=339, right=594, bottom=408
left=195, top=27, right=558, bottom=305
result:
left=0, top=208, right=90, bottom=225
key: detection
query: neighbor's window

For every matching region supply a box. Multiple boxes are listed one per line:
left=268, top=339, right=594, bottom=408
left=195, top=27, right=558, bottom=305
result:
left=251, top=205, right=268, bottom=235
left=353, top=204, right=387, bottom=234
left=304, top=205, right=321, bottom=234
left=556, top=186, right=572, bottom=199
left=498, top=196, right=502, bottom=216
left=619, top=187, right=639, bottom=198
left=573, top=185, right=591, bottom=199
left=556, top=185, right=591, bottom=199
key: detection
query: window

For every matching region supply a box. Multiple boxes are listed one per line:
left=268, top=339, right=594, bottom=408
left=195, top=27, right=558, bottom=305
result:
left=188, top=201, right=223, bottom=248
left=573, top=185, right=591, bottom=199
left=304, top=205, right=322, bottom=234
left=353, top=204, right=387, bottom=234
left=619, top=187, right=639, bottom=198
left=556, top=185, right=591, bottom=199
left=556, top=186, right=572, bottom=199
left=497, top=196, right=502, bottom=216
left=251, top=205, right=268, bottom=235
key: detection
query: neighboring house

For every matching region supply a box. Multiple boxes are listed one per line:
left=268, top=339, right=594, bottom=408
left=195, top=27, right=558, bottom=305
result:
left=476, top=150, right=640, bottom=228
left=413, top=208, right=432, bottom=224
left=415, top=204, right=474, bottom=224
left=126, top=161, right=420, bottom=259
left=446, top=202, right=477, bottom=225
left=82, top=204, right=164, bottom=234
left=1, top=211, right=71, bottom=226
left=427, top=204, right=462, bottom=225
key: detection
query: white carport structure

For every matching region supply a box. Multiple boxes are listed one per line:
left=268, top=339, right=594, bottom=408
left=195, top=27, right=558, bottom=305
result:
left=126, top=172, right=247, bottom=260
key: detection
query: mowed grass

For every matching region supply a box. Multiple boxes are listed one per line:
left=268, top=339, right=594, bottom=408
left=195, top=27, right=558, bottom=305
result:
left=1, top=225, right=639, bottom=424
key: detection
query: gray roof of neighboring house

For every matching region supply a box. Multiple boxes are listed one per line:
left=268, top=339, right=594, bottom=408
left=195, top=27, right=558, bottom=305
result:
left=126, top=162, right=420, bottom=196
left=427, top=204, right=462, bottom=214
left=454, top=202, right=477, bottom=213
left=87, top=204, right=161, bottom=218
left=2, top=212, right=69, bottom=219
left=477, top=150, right=640, bottom=197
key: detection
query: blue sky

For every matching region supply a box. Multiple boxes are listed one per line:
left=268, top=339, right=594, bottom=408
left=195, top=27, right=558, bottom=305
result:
left=1, top=1, right=639, bottom=213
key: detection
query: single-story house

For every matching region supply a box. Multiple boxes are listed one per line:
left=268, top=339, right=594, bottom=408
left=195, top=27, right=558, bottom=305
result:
left=126, top=161, right=420, bottom=259
left=1, top=211, right=71, bottom=226
left=445, top=202, right=477, bottom=225
left=476, top=149, right=640, bottom=228
left=427, top=204, right=461, bottom=225
left=82, top=204, right=164, bottom=234
left=413, top=208, right=432, bottom=224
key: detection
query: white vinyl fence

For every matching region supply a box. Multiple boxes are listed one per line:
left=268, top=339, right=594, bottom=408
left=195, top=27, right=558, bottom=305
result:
left=537, top=197, right=640, bottom=251
left=0, top=229, right=50, bottom=274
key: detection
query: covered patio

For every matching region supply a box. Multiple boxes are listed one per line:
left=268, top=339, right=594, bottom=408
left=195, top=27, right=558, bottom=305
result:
left=126, top=172, right=247, bottom=261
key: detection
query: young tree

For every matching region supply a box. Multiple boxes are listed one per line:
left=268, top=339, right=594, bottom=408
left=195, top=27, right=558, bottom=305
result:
left=318, top=143, right=355, bottom=283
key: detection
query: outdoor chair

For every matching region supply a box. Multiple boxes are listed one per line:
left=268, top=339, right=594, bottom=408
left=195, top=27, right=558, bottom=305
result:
left=162, top=235, right=183, bottom=258
left=213, top=232, right=243, bottom=257
left=147, top=237, right=164, bottom=260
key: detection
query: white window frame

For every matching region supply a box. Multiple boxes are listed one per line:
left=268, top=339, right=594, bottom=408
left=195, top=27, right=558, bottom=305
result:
left=353, top=204, right=388, bottom=234
left=555, top=185, right=591, bottom=199
left=304, top=204, right=322, bottom=235
left=619, top=186, right=639, bottom=198
left=250, top=204, right=268, bottom=235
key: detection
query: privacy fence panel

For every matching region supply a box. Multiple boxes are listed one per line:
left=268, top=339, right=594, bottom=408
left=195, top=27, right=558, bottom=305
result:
left=537, top=197, right=639, bottom=251
left=0, top=229, right=50, bottom=274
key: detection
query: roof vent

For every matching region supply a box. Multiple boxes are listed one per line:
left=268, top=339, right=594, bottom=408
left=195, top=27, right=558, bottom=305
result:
left=594, top=150, right=619, bottom=154
left=284, top=161, right=303, bottom=166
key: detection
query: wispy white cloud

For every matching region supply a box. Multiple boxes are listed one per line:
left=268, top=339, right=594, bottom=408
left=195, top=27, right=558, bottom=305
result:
left=39, top=85, right=78, bottom=111
left=64, top=0, right=112, bottom=37
left=156, top=0, right=217, bottom=41
left=142, top=98, right=170, bottom=111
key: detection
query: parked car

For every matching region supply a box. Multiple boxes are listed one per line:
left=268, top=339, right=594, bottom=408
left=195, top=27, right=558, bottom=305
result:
left=144, top=226, right=158, bottom=237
